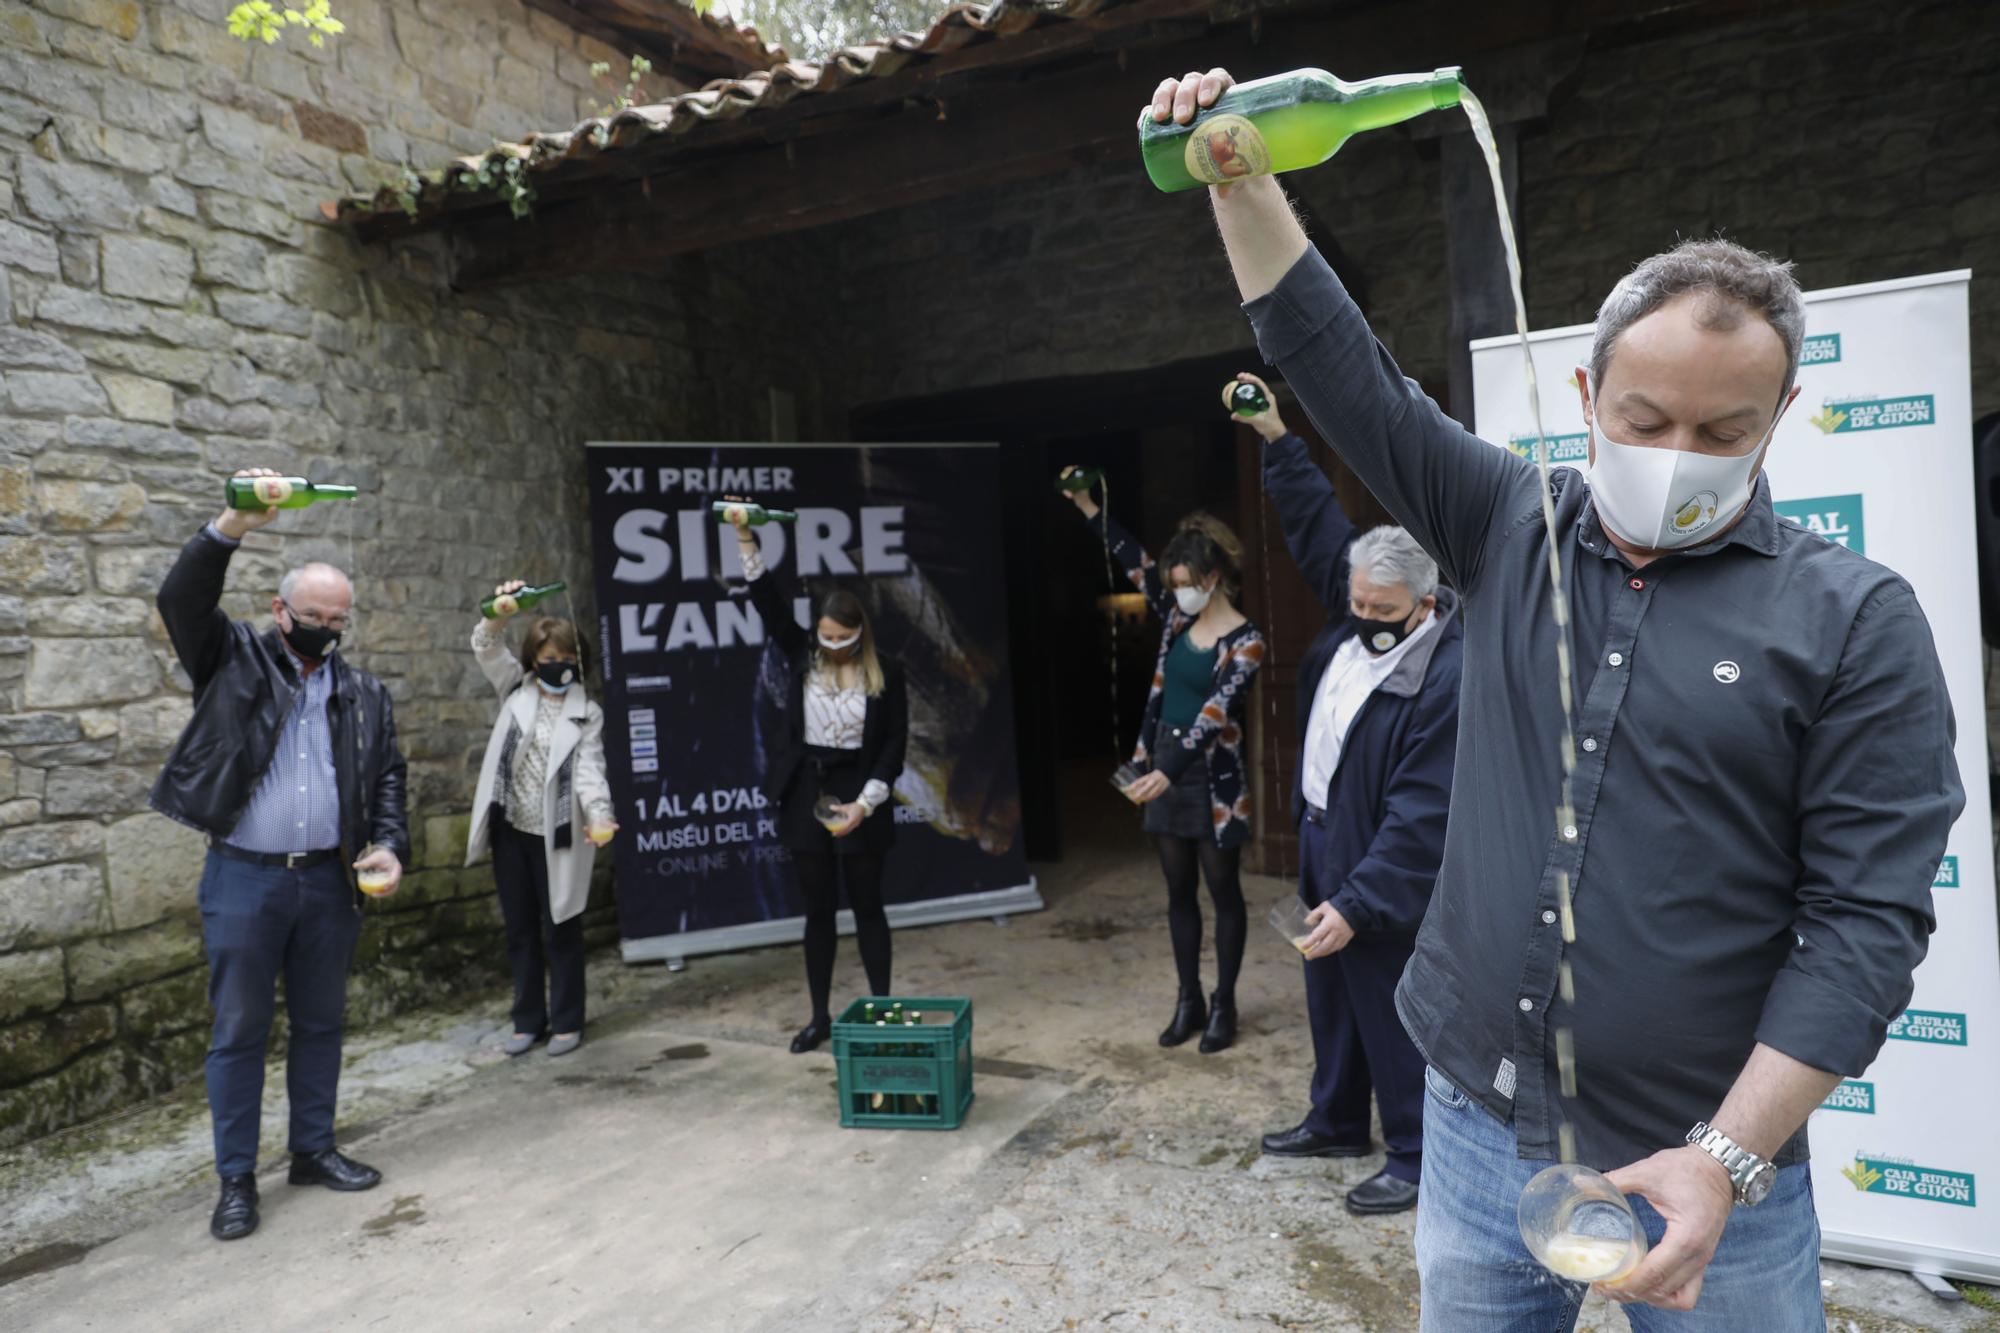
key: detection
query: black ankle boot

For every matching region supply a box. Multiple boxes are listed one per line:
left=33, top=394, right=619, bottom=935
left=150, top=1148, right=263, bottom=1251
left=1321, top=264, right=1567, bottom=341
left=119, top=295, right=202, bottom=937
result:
left=1198, top=991, right=1237, bottom=1054
left=1158, top=988, right=1208, bottom=1047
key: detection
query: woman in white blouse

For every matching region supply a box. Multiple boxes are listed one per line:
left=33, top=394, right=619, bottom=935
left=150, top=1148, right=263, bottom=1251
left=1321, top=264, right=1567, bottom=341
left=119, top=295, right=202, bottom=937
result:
left=727, top=502, right=911, bottom=1054
left=466, top=582, right=618, bottom=1058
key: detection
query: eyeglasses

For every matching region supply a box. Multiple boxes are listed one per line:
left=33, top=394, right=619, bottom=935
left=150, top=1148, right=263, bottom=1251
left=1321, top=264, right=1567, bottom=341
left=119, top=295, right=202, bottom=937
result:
left=283, top=601, right=356, bottom=633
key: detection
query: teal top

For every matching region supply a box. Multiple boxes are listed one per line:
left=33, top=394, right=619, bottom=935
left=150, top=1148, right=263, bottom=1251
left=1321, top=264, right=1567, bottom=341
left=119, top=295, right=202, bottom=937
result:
left=1160, top=632, right=1218, bottom=732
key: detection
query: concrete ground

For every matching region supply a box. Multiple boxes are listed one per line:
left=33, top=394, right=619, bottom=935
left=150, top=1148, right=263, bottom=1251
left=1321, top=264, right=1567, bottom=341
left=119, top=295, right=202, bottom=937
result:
left=2, top=768, right=1994, bottom=1332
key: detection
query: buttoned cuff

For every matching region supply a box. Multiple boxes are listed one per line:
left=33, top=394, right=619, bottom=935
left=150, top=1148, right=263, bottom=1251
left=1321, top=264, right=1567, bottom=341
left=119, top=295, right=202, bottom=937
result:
left=857, top=779, right=891, bottom=815
left=1242, top=249, right=1347, bottom=365
left=472, top=618, right=504, bottom=648
left=740, top=544, right=766, bottom=581
left=1753, top=967, right=1891, bottom=1077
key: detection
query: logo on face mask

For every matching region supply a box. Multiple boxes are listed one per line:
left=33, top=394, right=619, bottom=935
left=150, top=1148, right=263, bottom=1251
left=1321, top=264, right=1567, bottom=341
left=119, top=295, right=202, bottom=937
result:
left=1671, top=492, right=1720, bottom=536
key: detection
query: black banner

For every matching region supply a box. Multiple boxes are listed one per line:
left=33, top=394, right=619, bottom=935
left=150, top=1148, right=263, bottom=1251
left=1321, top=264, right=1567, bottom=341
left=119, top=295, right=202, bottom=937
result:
left=586, top=444, right=1031, bottom=946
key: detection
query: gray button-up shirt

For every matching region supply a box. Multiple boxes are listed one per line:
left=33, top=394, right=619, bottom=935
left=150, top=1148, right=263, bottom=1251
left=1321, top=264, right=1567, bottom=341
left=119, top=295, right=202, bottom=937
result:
left=1247, top=249, right=1962, bottom=1170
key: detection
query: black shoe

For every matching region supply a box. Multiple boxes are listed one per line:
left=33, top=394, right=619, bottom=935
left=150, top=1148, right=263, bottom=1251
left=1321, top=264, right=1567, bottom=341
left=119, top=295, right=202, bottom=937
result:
left=210, top=1173, right=259, bottom=1241
left=1158, top=989, right=1208, bottom=1048
left=1198, top=991, right=1236, bottom=1054
left=790, top=1018, right=830, bottom=1054
left=1260, top=1123, right=1374, bottom=1158
left=288, top=1147, right=382, bottom=1192
left=1346, top=1169, right=1419, bottom=1215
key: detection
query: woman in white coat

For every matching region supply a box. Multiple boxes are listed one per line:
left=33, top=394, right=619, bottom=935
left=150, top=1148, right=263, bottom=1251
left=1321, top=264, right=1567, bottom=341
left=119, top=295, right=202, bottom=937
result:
left=467, top=581, right=617, bottom=1058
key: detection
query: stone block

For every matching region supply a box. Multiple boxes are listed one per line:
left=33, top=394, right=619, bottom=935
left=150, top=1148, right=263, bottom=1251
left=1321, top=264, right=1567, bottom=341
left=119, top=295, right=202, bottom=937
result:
left=0, top=219, right=61, bottom=276
left=118, top=967, right=208, bottom=1039
left=1, top=9, right=50, bottom=53
left=57, top=233, right=101, bottom=287
left=101, top=81, right=198, bottom=135
left=266, top=254, right=361, bottom=317
left=150, top=7, right=247, bottom=75
left=33, top=288, right=150, bottom=337
left=0, top=949, right=65, bottom=1023
left=198, top=193, right=300, bottom=246
left=295, top=100, right=368, bottom=155
left=34, top=478, right=147, bottom=533
left=200, top=104, right=273, bottom=162
left=0, top=463, right=27, bottom=534
left=193, top=231, right=270, bottom=290
left=70, top=336, right=211, bottom=387
left=39, top=0, right=141, bottom=41
left=0, top=328, right=86, bottom=372
left=14, top=738, right=119, bottom=767
left=43, top=765, right=153, bottom=817
left=0, top=1003, right=117, bottom=1085
left=101, top=235, right=195, bottom=306
left=419, top=810, right=472, bottom=870
left=105, top=811, right=206, bottom=929
left=0, top=537, right=88, bottom=594
left=0, top=1045, right=130, bottom=1148
left=0, top=861, right=107, bottom=950
left=99, top=373, right=175, bottom=424
left=214, top=291, right=314, bottom=337
left=0, top=713, right=84, bottom=746
left=16, top=159, right=140, bottom=232
left=24, top=636, right=156, bottom=712
left=0, top=800, right=42, bottom=829
left=0, top=820, right=105, bottom=871
left=4, top=370, right=110, bottom=416
left=117, top=695, right=190, bottom=764
left=66, top=122, right=171, bottom=174
left=146, top=176, right=199, bottom=218
left=63, top=417, right=202, bottom=458
left=90, top=543, right=178, bottom=597
left=67, top=918, right=204, bottom=1001
left=0, top=753, right=12, bottom=798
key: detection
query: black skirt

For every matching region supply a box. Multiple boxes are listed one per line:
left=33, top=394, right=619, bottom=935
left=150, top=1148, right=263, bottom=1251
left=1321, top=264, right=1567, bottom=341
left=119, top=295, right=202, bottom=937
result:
left=1142, top=725, right=1213, bottom=841
left=777, top=745, right=894, bottom=856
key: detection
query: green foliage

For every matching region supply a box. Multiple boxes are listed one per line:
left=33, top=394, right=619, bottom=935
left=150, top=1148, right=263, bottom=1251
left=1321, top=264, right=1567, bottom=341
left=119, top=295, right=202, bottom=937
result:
left=225, top=0, right=345, bottom=49
left=725, top=0, right=944, bottom=61
left=590, top=54, right=656, bottom=119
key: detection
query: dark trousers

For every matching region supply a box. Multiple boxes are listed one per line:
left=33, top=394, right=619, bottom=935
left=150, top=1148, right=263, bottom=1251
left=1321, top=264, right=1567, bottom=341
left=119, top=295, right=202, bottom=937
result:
left=1299, top=810, right=1426, bottom=1182
left=793, top=849, right=890, bottom=1023
left=199, top=850, right=361, bottom=1179
left=492, top=820, right=586, bottom=1035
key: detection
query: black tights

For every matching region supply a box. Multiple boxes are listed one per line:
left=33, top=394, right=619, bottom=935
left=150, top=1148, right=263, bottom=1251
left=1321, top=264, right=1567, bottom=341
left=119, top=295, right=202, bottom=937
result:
left=793, top=850, right=890, bottom=1024
left=1153, top=834, right=1245, bottom=1003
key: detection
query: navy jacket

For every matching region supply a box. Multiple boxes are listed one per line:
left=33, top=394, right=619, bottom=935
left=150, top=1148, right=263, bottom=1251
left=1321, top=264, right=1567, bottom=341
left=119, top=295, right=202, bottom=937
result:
left=1267, top=433, right=1462, bottom=940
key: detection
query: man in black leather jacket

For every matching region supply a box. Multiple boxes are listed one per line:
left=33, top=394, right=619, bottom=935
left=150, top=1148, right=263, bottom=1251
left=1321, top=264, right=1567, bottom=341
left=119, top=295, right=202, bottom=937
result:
left=153, top=468, right=410, bottom=1243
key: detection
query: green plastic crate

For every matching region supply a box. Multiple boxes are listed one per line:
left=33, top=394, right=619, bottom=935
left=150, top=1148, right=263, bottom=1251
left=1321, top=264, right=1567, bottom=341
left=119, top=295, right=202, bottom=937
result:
left=831, top=996, right=974, bottom=1130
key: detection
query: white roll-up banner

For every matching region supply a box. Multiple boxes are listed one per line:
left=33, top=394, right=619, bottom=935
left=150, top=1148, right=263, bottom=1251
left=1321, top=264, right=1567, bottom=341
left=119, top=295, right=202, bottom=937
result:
left=1472, top=271, right=1998, bottom=1284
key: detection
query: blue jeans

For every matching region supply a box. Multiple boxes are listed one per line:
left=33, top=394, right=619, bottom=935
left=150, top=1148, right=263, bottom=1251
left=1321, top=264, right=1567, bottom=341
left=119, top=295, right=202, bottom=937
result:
left=200, top=851, right=361, bottom=1178
left=1416, top=1065, right=1826, bottom=1332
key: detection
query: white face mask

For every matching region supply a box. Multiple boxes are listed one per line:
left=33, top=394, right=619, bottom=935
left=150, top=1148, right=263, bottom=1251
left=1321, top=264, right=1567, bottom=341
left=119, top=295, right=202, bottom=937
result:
left=818, top=632, right=859, bottom=654
left=1174, top=583, right=1213, bottom=617
left=1585, top=412, right=1782, bottom=551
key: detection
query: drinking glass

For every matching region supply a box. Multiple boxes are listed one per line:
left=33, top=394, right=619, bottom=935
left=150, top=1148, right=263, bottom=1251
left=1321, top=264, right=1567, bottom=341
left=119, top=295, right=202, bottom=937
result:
left=1267, top=897, right=1316, bottom=954
left=1517, top=1163, right=1648, bottom=1284
left=813, top=795, right=846, bottom=831
left=355, top=843, right=395, bottom=898
left=1110, top=762, right=1144, bottom=803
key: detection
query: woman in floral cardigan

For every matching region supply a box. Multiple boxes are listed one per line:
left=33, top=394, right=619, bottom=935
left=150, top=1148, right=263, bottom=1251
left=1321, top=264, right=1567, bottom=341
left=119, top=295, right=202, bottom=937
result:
left=1064, top=478, right=1266, bottom=1054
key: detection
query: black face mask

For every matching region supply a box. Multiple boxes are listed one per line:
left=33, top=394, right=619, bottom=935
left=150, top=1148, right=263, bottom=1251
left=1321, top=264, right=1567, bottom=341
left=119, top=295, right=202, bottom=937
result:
left=1352, top=610, right=1418, bottom=656
left=536, top=659, right=580, bottom=691
left=280, top=606, right=342, bottom=659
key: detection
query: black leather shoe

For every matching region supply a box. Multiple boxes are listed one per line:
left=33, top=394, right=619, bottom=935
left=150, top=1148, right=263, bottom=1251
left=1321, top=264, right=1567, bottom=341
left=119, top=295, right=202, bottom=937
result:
left=1260, top=1123, right=1374, bottom=1158
left=790, top=1019, right=830, bottom=1054
left=1346, top=1169, right=1419, bottom=1215
left=288, top=1147, right=382, bottom=1192
left=210, top=1173, right=259, bottom=1241
left=1158, top=989, right=1208, bottom=1047
left=1198, top=990, right=1236, bottom=1054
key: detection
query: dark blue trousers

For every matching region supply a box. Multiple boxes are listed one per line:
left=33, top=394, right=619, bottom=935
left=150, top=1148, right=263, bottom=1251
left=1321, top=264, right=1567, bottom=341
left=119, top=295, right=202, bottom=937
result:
left=1299, top=811, right=1426, bottom=1182
left=199, top=851, right=360, bottom=1178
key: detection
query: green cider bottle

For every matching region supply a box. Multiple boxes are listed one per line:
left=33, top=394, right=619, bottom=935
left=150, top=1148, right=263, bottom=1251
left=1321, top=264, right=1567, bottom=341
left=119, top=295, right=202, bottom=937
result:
left=1055, top=465, right=1102, bottom=495
left=480, top=581, right=566, bottom=619
left=713, top=501, right=797, bottom=526
left=1139, top=67, right=1462, bottom=193
left=1228, top=382, right=1270, bottom=417
left=224, top=476, right=359, bottom=511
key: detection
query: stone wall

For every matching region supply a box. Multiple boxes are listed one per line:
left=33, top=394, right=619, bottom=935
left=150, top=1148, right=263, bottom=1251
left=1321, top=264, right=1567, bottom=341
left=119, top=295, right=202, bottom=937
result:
left=0, top=0, right=836, bottom=1147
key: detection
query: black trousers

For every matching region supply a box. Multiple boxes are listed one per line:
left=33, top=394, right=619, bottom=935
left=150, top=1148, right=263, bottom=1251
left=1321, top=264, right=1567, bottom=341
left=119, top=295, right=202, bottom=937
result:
left=492, top=819, right=586, bottom=1035
left=792, top=848, right=890, bottom=1024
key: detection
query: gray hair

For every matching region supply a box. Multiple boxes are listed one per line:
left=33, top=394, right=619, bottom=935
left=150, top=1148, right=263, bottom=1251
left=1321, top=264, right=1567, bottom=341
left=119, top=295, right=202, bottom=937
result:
left=1590, top=239, right=1806, bottom=408
left=278, top=562, right=353, bottom=604
left=1349, top=526, right=1437, bottom=601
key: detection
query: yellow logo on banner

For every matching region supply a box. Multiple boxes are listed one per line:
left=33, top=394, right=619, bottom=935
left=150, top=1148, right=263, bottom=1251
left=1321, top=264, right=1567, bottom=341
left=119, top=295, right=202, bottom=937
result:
left=1810, top=406, right=1849, bottom=435
left=1842, top=1161, right=1884, bottom=1192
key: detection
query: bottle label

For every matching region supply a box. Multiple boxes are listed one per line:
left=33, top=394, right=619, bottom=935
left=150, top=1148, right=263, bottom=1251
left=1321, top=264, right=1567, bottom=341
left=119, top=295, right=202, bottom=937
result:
left=253, top=477, right=294, bottom=505
left=492, top=594, right=519, bottom=617
left=1183, top=114, right=1271, bottom=184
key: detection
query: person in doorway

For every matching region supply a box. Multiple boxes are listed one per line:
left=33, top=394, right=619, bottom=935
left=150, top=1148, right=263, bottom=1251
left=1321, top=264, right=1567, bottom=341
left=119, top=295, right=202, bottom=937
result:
left=1234, top=375, right=1462, bottom=1217
left=727, top=499, right=910, bottom=1054
left=152, top=468, right=409, bottom=1243
left=1061, top=480, right=1266, bottom=1054
left=1151, top=68, right=1959, bottom=1330
left=467, top=581, right=618, bottom=1060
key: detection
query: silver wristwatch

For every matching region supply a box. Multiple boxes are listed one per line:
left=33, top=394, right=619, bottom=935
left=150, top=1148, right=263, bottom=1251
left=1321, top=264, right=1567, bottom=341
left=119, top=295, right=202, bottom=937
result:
left=1686, top=1122, right=1776, bottom=1206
